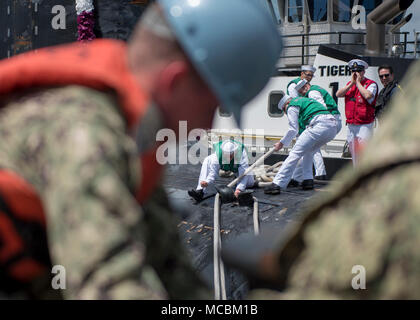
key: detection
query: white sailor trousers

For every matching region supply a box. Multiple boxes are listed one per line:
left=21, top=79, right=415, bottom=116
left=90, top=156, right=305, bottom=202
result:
left=196, top=154, right=254, bottom=192
left=347, top=122, right=374, bottom=166
left=197, top=154, right=219, bottom=193
left=291, top=149, right=325, bottom=182
left=292, top=114, right=342, bottom=181
left=335, top=114, right=343, bottom=135
left=273, top=115, right=337, bottom=189
left=313, top=150, right=326, bottom=176
left=312, top=114, right=342, bottom=176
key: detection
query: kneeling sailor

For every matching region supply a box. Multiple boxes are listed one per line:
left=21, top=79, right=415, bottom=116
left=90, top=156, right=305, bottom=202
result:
left=188, top=140, right=255, bottom=202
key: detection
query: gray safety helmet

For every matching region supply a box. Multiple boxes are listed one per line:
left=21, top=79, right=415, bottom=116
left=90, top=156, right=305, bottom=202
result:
left=158, top=0, right=282, bottom=125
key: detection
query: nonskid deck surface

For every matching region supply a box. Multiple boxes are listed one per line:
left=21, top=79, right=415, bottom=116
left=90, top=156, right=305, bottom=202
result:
left=163, top=163, right=328, bottom=299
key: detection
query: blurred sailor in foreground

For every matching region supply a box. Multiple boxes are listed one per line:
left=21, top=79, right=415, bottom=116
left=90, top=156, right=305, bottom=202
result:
left=0, top=0, right=282, bottom=299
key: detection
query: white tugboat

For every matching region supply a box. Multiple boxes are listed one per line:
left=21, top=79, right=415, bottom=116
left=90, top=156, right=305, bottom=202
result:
left=210, top=0, right=419, bottom=171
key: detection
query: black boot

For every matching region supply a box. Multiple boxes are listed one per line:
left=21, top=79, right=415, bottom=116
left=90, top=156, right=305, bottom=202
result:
left=238, top=191, right=254, bottom=207
left=314, top=175, right=327, bottom=181
left=264, top=183, right=281, bottom=195
left=188, top=189, right=204, bottom=202
left=301, top=179, right=314, bottom=190
left=251, top=180, right=260, bottom=189
left=287, top=179, right=300, bottom=188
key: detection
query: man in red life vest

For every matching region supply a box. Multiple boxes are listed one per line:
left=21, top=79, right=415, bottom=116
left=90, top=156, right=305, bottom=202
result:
left=336, top=59, right=378, bottom=166
left=0, top=0, right=282, bottom=299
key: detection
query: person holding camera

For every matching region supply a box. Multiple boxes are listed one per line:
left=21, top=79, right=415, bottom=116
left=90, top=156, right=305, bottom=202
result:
left=336, top=59, right=378, bottom=166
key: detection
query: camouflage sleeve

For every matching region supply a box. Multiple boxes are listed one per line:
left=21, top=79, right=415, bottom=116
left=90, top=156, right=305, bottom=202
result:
left=250, top=162, right=420, bottom=300
left=1, top=86, right=167, bottom=299
left=43, top=90, right=169, bottom=299
left=0, top=85, right=210, bottom=299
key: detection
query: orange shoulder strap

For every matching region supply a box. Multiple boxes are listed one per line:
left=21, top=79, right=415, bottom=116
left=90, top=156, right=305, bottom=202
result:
left=0, top=40, right=162, bottom=205
left=0, top=39, right=148, bottom=130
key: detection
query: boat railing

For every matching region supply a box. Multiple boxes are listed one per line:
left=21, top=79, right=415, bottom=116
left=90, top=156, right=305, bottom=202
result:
left=279, top=30, right=418, bottom=67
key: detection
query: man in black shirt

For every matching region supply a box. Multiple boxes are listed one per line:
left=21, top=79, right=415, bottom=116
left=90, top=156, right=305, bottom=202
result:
left=375, top=65, right=402, bottom=119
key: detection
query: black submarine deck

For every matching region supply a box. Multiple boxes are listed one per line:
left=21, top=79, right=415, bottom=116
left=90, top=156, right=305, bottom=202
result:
left=163, top=156, right=350, bottom=299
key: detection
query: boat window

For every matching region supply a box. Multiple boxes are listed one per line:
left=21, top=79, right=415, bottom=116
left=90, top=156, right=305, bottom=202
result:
left=268, top=91, right=285, bottom=117
left=390, top=12, right=403, bottom=25
left=308, top=0, right=328, bottom=22
left=333, top=0, right=355, bottom=22
left=262, top=0, right=282, bottom=24
left=358, top=0, right=383, bottom=17
left=218, top=107, right=232, bottom=117
left=288, top=0, right=303, bottom=23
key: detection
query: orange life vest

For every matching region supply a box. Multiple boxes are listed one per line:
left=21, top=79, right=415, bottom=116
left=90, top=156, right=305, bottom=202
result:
left=0, top=39, right=164, bottom=290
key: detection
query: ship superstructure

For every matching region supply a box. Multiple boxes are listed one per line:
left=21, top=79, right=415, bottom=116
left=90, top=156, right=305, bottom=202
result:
left=211, top=0, right=418, bottom=161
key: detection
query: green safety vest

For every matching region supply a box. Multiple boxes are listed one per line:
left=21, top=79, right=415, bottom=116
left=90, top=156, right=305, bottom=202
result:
left=287, top=97, right=330, bottom=134
left=286, top=77, right=301, bottom=95
left=213, top=140, right=246, bottom=173
left=306, top=85, right=340, bottom=115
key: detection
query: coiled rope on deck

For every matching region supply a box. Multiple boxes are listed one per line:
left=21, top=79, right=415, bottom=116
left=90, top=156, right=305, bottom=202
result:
left=252, top=161, right=283, bottom=186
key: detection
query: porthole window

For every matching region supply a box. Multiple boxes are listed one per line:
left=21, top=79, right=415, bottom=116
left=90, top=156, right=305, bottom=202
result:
left=268, top=90, right=285, bottom=117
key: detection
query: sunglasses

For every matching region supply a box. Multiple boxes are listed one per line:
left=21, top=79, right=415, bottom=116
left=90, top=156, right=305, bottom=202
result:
left=303, top=72, right=313, bottom=77
left=379, top=74, right=390, bottom=79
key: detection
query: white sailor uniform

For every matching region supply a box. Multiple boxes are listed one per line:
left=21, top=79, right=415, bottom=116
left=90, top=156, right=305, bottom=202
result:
left=272, top=102, right=337, bottom=189
left=197, top=149, right=254, bottom=193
